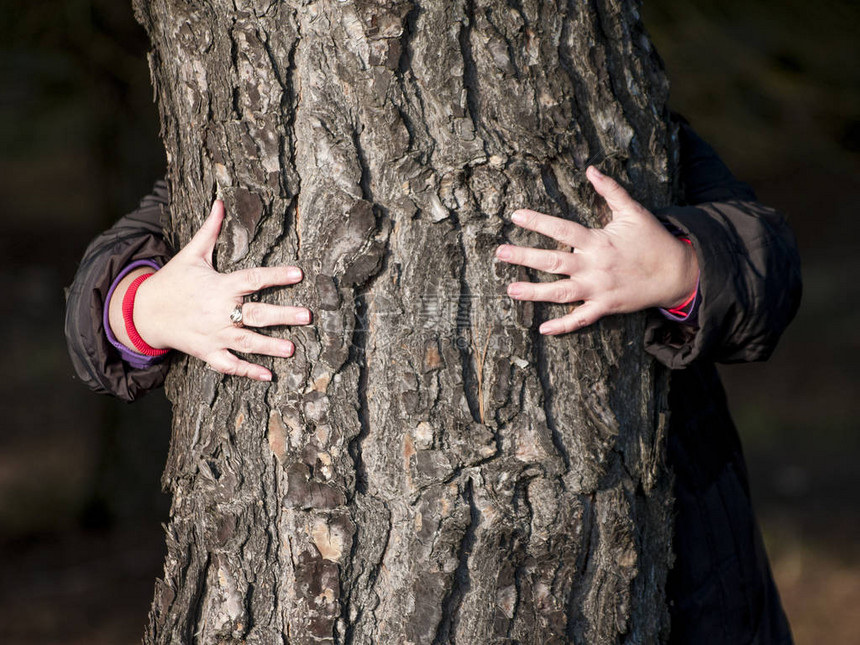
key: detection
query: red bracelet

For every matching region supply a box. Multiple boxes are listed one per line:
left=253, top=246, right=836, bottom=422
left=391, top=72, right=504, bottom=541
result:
left=122, top=273, right=169, bottom=357
left=667, top=287, right=698, bottom=316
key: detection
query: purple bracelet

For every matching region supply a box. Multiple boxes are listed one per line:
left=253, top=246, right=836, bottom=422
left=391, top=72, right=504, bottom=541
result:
left=103, top=259, right=166, bottom=369
left=657, top=275, right=700, bottom=325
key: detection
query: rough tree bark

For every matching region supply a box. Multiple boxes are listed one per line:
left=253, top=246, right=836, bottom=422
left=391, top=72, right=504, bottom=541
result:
left=134, top=1, right=677, bottom=643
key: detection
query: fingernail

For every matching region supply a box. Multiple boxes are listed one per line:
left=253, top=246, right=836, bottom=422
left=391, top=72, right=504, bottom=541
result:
left=496, top=245, right=511, bottom=260
left=297, top=310, right=311, bottom=324
left=507, top=284, right=521, bottom=298
left=511, top=211, right=526, bottom=224
left=539, top=322, right=555, bottom=334
left=285, top=342, right=295, bottom=356
left=287, top=267, right=302, bottom=280
left=588, top=166, right=603, bottom=178
left=260, top=372, right=272, bottom=382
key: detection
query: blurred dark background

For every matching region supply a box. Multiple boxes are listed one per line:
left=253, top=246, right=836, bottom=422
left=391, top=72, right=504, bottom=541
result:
left=0, top=1, right=857, bottom=643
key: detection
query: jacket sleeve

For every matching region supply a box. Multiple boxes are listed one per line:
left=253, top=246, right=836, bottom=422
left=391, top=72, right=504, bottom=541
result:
left=64, top=180, right=175, bottom=401
left=644, top=122, right=802, bottom=368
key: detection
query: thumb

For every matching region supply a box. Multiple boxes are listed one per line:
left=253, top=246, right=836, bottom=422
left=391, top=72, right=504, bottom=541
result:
left=586, top=166, right=647, bottom=219
left=184, top=199, right=225, bottom=261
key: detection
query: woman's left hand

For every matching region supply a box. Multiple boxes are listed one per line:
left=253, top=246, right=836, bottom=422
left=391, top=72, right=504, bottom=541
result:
left=496, top=166, right=699, bottom=335
left=128, top=199, right=311, bottom=381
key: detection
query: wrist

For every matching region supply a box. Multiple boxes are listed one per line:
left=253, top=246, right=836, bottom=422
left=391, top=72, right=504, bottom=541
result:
left=129, top=272, right=170, bottom=352
left=122, top=273, right=170, bottom=356
left=109, top=267, right=157, bottom=352
left=661, top=237, right=699, bottom=310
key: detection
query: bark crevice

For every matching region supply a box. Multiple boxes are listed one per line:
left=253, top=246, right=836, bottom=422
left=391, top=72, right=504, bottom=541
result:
left=433, top=478, right=480, bottom=644
left=532, top=325, right=571, bottom=473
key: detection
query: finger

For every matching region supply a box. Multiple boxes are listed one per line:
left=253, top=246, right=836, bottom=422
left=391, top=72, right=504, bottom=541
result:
left=185, top=199, right=226, bottom=261
left=510, top=209, right=590, bottom=248
left=507, top=278, right=587, bottom=304
left=496, top=244, right=578, bottom=275
left=228, top=328, right=295, bottom=358
left=206, top=350, right=272, bottom=382
left=586, top=167, right=647, bottom=218
left=240, top=302, right=312, bottom=328
left=539, top=302, right=606, bottom=335
left=229, top=266, right=304, bottom=295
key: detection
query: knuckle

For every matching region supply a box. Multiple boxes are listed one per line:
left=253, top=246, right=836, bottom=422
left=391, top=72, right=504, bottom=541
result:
left=568, top=311, right=590, bottom=330
left=213, top=357, right=238, bottom=376
left=546, top=252, right=565, bottom=274
left=553, top=283, right=573, bottom=303
left=563, top=318, right=580, bottom=333
left=245, top=268, right=265, bottom=292
left=234, top=331, right=256, bottom=353
left=240, top=303, right=260, bottom=327
left=606, top=181, right=623, bottom=197
left=550, top=221, right=569, bottom=240
left=233, top=363, right=252, bottom=379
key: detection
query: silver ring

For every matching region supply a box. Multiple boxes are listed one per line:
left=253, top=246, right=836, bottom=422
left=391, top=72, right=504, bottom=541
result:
left=230, top=304, right=244, bottom=328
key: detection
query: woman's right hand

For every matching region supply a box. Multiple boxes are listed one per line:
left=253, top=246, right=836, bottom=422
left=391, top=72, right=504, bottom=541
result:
left=109, top=199, right=310, bottom=381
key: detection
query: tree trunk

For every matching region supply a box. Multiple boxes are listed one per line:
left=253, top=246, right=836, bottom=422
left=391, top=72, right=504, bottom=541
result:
left=135, top=1, right=676, bottom=642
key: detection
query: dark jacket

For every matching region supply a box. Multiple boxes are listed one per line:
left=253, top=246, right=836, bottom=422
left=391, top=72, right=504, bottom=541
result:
left=65, top=183, right=173, bottom=402
left=64, top=122, right=801, bottom=644
left=649, top=123, right=800, bottom=645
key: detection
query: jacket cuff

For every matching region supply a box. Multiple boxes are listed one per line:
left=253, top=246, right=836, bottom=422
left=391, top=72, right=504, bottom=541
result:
left=647, top=199, right=801, bottom=369
left=64, top=180, right=174, bottom=401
